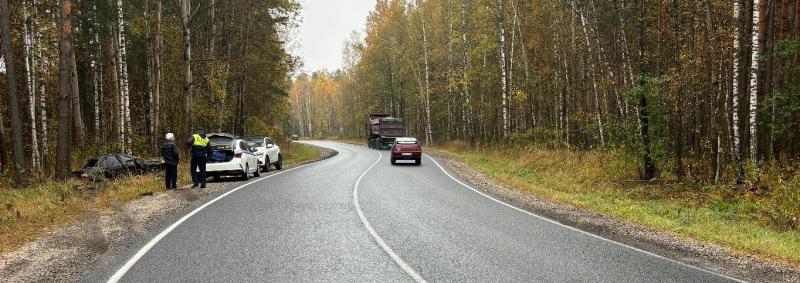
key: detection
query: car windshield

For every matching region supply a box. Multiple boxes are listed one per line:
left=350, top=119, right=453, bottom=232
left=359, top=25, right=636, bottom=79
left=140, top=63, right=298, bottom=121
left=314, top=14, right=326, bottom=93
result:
left=396, top=138, right=418, bottom=144
left=247, top=139, right=264, bottom=147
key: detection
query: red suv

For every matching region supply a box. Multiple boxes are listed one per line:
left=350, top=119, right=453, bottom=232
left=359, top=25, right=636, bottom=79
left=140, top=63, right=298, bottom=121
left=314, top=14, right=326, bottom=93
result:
left=390, top=137, right=422, bottom=165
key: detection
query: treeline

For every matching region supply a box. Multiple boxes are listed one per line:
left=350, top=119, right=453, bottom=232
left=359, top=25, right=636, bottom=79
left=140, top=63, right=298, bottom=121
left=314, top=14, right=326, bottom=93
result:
left=0, top=0, right=300, bottom=182
left=288, top=0, right=800, bottom=183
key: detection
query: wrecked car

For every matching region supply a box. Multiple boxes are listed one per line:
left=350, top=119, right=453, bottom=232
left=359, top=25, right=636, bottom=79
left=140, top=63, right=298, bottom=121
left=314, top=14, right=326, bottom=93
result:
left=73, top=154, right=162, bottom=181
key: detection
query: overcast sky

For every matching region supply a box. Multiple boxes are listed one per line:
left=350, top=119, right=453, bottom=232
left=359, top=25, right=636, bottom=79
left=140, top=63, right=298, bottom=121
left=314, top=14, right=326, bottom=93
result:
left=297, top=0, right=375, bottom=73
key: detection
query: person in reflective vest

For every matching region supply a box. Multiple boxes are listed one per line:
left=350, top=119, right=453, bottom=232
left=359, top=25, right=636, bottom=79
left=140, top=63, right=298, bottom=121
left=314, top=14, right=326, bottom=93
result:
left=186, top=128, right=210, bottom=188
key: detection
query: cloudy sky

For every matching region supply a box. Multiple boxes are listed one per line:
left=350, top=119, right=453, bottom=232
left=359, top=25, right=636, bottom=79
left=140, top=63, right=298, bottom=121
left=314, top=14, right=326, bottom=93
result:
left=296, top=0, right=375, bottom=73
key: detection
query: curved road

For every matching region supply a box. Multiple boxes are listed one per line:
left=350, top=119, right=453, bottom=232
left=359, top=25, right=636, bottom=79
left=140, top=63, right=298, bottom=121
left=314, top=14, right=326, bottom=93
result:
left=90, top=141, right=740, bottom=282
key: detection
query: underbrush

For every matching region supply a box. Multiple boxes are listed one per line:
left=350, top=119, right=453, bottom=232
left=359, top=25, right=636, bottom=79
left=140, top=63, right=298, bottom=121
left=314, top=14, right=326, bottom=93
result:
left=433, top=143, right=800, bottom=265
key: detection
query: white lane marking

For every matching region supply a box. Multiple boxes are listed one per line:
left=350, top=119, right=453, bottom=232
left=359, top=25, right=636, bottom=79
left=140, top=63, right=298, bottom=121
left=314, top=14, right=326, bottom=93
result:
left=423, top=154, right=746, bottom=283
left=354, top=151, right=427, bottom=283
left=108, top=157, right=333, bottom=283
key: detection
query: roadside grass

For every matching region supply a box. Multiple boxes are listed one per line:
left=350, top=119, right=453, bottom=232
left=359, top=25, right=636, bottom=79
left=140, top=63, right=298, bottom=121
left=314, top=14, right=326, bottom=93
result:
left=0, top=142, right=322, bottom=254
left=432, top=143, right=800, bottom=266
left=281, top=141, right=322, bottom=164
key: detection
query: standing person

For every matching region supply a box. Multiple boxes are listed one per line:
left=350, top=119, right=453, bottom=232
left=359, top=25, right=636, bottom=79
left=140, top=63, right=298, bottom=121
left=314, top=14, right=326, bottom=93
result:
left=187, top=128, right=209, bottom=188
left=161, top=133, right=179, bottom=189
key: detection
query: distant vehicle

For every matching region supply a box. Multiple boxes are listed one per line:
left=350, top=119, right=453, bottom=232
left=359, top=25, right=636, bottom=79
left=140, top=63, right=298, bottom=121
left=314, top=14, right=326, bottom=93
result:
left=367, top=113, right=405, bottom=149
left=245, top=136, right=283, bottom=172
left=205, top=133, right=261, bottom=181
left=290, top=134, right=299, bottom=140
left=73, top=154, right=162, bottom=181
left=390, top=137, right=422, bottom=165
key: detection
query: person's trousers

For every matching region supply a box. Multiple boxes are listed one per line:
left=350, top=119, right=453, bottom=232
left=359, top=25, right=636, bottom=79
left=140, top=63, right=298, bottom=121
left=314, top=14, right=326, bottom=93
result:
left=190, top=155, right=207, bottom=186
left=164, top=164, right=178, bottom=189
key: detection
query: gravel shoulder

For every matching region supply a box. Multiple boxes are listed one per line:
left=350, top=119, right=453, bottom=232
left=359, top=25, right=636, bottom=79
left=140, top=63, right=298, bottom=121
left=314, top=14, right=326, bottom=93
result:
left=0, top=147, right=336, bottom=283
left=428, top=151, right=800, bottom=283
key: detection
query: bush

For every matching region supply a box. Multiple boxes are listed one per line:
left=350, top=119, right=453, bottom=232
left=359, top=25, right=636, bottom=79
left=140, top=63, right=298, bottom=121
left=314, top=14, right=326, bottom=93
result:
left=766, top=175, right=800, bottom=230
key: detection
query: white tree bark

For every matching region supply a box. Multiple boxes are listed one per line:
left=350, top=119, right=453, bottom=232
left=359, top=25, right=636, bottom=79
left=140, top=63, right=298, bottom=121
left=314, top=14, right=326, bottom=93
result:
left=461, top=0, right=473, bottom=143
left=116, top=0, right=131, bottom=154
left=748, top=0, right=761, bottom=160
left=580, top=11, right=605, bottom=147
left=731, top=0, right=742, bottom=163
left=37, top=47, right=47, bottom=163
left=497, top=0, right=510, bottom=138
left=420, top=5, right=433, bottom=146
left=23, top=3, right=40, bottom=170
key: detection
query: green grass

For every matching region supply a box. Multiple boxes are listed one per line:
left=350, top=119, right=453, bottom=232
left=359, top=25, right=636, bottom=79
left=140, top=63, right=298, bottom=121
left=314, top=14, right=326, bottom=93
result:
left=280, top=141, right=322, bottom=164
left=0, top=142, right=323, bottom=253
left=432, top=143, right=800, bottom=266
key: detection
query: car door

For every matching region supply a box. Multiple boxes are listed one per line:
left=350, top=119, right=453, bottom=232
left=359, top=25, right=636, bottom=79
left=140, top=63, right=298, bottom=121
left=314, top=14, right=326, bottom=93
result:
left=265, top=138, right=278, bottom=163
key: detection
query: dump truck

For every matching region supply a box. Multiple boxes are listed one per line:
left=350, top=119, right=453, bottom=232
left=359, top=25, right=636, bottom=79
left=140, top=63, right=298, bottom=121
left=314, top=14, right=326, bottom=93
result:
left=366, top=113, right=405, bottom=149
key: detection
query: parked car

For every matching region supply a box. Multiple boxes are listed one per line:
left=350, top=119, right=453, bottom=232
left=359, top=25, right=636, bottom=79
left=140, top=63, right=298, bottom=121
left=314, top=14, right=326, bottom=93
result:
left=290, top=134, right=299, bottom=140
left=245, top=136, right=283, bottom=172
left=73, top=154, right=162, bottom=181
left=390, top=137, right=422, bottom=165
left=205, top=133, right=261, bottom=180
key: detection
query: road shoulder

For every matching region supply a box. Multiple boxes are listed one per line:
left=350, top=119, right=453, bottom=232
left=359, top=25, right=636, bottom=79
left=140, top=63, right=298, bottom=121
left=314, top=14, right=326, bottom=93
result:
left=0, top=146, right=336, bottom=283
left=427, top=151, right=800, bottom=283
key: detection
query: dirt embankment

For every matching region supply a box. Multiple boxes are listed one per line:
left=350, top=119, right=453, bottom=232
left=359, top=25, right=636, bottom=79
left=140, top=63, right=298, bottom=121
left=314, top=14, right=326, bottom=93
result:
left=429, top=152, right=800, bottom=283
left=0, top=147, right=335, bottom=282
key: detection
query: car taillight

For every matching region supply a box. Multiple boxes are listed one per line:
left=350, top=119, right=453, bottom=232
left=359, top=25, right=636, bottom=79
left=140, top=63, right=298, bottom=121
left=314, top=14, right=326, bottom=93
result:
left=234, top=152, right=242, bottom=158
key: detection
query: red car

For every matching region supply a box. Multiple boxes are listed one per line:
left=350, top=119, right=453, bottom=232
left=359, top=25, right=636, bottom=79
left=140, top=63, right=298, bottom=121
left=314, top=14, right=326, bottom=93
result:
left=390, top=137, right=422, bottom=165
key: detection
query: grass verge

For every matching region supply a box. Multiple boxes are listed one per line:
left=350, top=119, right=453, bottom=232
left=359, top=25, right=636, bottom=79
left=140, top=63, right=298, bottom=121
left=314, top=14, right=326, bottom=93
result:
left=0, top=142, right=322, bottom=253
left=431, top=143, right=800, bottom=266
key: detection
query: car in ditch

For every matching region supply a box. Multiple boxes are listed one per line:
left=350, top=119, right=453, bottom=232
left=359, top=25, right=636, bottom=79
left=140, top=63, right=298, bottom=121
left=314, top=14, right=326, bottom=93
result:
left=73, top=154, right=162, bottom=181
left=390, top=137, right=422, bottom=165
left=206, top=133, right=261, bottom=180
left=245, top=136, right=283, bottom=172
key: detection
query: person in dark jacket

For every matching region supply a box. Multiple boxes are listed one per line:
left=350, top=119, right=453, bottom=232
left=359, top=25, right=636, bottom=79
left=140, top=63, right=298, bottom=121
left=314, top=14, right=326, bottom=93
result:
left=161, top=133, right=179, bottom=189
left=187, top=128, right=210, bottom=188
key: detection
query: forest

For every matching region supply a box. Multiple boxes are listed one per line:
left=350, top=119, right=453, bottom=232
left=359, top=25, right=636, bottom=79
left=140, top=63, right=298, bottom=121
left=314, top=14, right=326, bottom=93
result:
left=0, top=0, right=301, bottom=183
left=289, top=0, right=800, bottom=185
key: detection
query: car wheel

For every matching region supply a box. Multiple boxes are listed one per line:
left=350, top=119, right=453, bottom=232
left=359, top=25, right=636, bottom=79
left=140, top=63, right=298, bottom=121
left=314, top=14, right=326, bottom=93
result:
left=275, top=154, right=283, bottom=170
left=390, top=157, right=396, bottom=165
left=264, top=157, right=271, bottom=172
left=241, top=165, right=250, bottom=181
left=254, top=163, right=261, bottom=177
left=415, top=158, right=421, bottom=165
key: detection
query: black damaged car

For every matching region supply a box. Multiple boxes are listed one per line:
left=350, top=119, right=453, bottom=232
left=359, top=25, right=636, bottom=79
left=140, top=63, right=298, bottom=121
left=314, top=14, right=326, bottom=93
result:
left=73, top=154, right=162, bottom=181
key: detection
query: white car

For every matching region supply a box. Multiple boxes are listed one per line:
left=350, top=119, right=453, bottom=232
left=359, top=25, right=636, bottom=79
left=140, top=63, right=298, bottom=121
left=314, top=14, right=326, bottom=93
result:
left=206, top=133, right=261, bottom=180
left=245, top=136, right=283, bottom=172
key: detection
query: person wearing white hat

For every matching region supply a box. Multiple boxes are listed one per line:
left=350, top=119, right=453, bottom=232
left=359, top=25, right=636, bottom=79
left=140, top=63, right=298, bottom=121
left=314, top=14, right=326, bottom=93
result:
left=161, top=132, right=180, bottom=189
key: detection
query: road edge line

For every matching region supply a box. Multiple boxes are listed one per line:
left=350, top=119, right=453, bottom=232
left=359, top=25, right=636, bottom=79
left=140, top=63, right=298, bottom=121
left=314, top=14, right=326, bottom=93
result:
left=353, top=150, right=427, bottom=283
left=107, top=153, right=336, bottom=283
left=423, top=154, right=746, bottom=283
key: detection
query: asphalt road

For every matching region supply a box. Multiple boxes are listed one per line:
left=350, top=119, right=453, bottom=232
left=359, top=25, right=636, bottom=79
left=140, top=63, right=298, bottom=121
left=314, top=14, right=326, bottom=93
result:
left=90, top=141, right=741, bottom=282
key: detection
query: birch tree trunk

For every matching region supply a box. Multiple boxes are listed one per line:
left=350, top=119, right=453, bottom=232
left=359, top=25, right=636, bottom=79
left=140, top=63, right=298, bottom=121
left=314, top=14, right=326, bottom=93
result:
left=497, top=0, right=510, bottom=138
left=580, top=11, right=606, bottom=147
left=1, top=0, right=27, bottom=180
left=56, top=0, right=74, bottom=179
left=116, top=0, right=131, bottom=154
left=748, top=0, right=765, bottom=161
left=731, top=0, right=744, bottom=180
left=420, top=5, right=433, bottom=146
left=23, top=4, right=41, bottom=171
left=461, top=0, right=475, bottom=146
left=37, top=48, right=48, bottom=165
